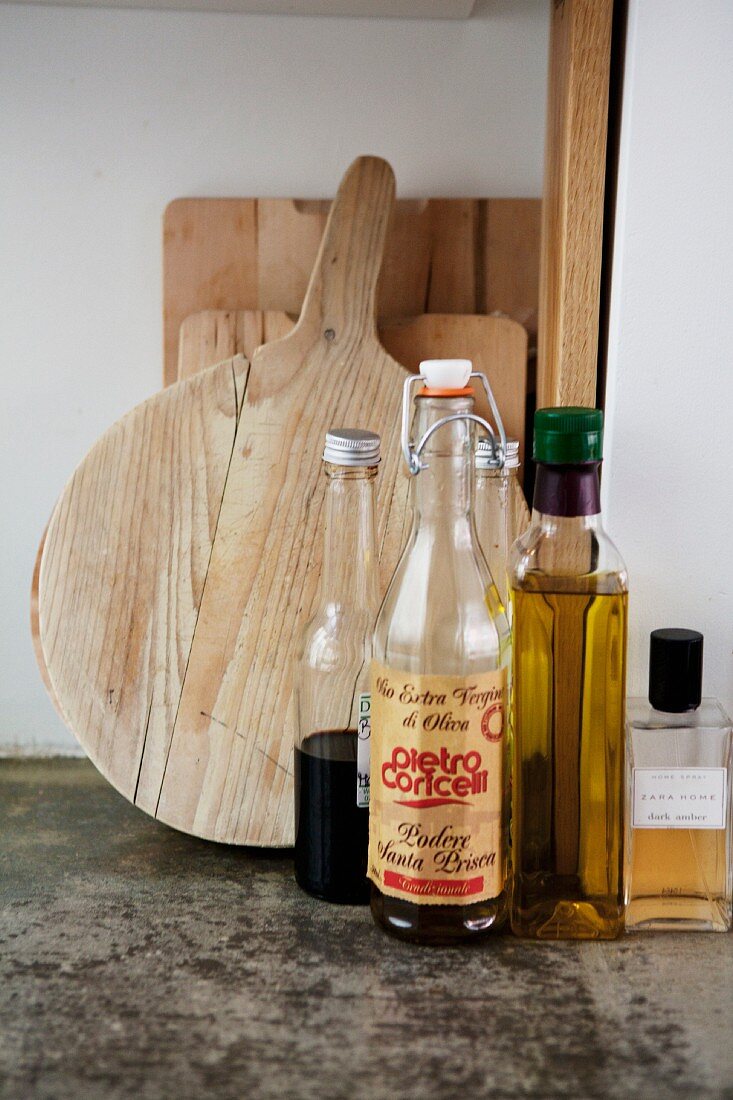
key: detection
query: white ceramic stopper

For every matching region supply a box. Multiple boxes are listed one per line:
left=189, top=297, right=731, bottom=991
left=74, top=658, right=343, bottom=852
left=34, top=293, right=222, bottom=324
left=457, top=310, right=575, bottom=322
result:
left=419, top=358, right=472, bottom=390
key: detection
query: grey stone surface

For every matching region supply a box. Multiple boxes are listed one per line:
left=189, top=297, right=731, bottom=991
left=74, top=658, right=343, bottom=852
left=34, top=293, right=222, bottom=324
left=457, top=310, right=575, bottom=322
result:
left=0, top=759, right=731, bottom=1100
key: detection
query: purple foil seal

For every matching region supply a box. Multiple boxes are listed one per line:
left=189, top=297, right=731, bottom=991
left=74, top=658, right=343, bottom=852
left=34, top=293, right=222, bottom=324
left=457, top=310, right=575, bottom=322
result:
left=533, top=463, right=601, bottom=517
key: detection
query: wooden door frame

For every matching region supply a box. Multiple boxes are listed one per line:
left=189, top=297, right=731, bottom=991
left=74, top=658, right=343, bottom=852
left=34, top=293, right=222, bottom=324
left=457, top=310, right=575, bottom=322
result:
left=537, top=0, right=618, bottom=409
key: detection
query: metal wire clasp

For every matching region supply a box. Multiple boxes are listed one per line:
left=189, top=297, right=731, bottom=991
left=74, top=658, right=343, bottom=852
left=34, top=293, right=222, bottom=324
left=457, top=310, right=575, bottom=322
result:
left=401, top=371, right=507, bottom=476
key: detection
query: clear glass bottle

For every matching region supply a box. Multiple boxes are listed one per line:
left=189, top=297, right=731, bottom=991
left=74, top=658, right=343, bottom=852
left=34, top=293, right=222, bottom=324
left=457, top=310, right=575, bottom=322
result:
left=510, top=407, right=628, bottom=939
left=475, top=437, right=527, bottom=616
left=368, top=359, right=511, bottom=944
left=625, top=629, right=732, bottom=932
left=294, top=429, right=381, bottom=904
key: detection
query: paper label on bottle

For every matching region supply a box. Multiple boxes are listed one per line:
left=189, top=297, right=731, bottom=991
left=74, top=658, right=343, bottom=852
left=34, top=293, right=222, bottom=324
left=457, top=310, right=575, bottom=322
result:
left=632, top=767, right=728, bottom=829
left=367, top=661, right=506, bottom=905
left=357, top=692, right=371, bottom=809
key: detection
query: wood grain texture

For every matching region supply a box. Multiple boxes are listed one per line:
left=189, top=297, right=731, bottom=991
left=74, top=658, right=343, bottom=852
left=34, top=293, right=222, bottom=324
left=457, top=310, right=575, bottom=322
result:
left=163, top=200, right=259, bottom=386
left=537, top=0, right=613, bottom=408
left=163, top=196, right=541, bottom=386
left=29, top=309, right=290, bottom=714
left=484, top=200, right=542, bottom=350
left=30, top=518, right=63, bottom=718
left=177, top=309, right=295, bottom=379
left=39, top=356, right=248, bottom=806
left=33, top=311, right=529, bottom=759
left=39, top=157, right=410, bottom=847
left=379, top=313, right=528, bottom=466
left=156, top=157, right=411, bottom=846
left=179, top=309, right=529, bottom=461
left=38, top=157, right=534, bottom=847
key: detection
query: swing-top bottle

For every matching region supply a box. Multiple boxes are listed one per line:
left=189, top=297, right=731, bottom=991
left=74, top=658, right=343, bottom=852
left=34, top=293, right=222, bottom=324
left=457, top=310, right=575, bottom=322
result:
left=368, top=359, right=511, bottom=943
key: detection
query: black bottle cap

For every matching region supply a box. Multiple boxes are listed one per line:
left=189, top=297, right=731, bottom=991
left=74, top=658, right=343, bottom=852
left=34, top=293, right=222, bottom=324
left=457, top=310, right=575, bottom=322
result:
left=648, top=628, right=703, bottom=713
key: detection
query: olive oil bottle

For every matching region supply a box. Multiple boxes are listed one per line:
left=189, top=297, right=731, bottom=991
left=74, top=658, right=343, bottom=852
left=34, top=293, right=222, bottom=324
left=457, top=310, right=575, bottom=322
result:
left=510, top=408, right=628, bottom=939
left=369, top=359, right=511, bottom=944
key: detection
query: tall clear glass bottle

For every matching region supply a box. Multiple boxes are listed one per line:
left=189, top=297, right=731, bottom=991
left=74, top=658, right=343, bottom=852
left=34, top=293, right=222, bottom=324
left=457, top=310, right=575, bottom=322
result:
left=510, top=407, right=628, bottom=939
left=368, top=359, right=511, bottom=944
left=475, top=437, right=526, bottom=615
left=625, top=629, right=732, bottom=932
left=295, top=429, right=381, bottom=904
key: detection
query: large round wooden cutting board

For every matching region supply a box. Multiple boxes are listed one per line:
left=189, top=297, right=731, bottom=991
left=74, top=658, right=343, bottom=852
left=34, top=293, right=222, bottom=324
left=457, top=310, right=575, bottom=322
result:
left=38, top=157, right=410, bottom=846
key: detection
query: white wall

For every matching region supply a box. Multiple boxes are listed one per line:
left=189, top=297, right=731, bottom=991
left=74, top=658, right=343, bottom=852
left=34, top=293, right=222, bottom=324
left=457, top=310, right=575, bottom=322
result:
left=603, top=0, right=733, bottom=712
left=0, top=1, right=549, bottom=751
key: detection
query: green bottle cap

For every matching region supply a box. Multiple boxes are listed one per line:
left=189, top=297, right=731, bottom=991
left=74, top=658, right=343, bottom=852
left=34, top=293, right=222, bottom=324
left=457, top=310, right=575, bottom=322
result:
left=533, top=407, right=603, bottom=464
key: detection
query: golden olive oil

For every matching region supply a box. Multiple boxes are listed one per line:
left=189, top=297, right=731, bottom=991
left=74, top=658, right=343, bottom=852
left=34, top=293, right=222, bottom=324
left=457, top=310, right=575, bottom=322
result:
left=511, top=580, right=628, bottom=939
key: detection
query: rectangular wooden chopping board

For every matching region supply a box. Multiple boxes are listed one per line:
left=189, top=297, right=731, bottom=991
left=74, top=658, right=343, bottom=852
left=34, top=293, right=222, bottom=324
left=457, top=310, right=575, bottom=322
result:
left=163, top=197, right=540, bottom=385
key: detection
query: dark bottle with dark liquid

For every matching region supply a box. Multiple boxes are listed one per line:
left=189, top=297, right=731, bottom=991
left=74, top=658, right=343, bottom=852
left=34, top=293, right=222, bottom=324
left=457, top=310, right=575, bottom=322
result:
left=294, top=429, right=381, bottom=905
left=294, top=730, right=369, bottom=903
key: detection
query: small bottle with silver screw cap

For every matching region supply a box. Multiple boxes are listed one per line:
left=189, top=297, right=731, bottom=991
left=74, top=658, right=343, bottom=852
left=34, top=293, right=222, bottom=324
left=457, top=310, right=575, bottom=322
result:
left=294, top=428, right=381, bottom=904
left=475, top=437, right=525, bottom=616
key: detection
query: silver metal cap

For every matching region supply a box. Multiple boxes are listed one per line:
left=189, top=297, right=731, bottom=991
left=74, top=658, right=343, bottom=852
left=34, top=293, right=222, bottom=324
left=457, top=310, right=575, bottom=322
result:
left=476, top=436, right=520, bottom=470
left=323, top=428, right=381, bottom=466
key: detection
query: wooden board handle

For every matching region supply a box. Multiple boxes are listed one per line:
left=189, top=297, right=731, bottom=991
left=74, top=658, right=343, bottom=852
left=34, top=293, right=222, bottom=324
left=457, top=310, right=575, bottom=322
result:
left=293, top=156, right=396, bottom=342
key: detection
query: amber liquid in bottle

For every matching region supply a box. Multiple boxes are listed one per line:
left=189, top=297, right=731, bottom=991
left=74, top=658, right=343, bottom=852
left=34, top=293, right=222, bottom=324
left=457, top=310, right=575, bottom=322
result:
left=511, top=451, right=628, bottom=940
left=628, top=828, right=728, bottom=928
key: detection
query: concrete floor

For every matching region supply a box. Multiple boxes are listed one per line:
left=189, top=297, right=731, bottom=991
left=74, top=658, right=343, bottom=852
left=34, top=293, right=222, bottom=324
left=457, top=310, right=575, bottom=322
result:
left=1, top=760, right=731, bottom=1100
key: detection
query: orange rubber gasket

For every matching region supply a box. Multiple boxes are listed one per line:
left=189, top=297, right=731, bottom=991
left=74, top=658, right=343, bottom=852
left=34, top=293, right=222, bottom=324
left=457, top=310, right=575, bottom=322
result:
left=417, top=386, right=474, bottom=397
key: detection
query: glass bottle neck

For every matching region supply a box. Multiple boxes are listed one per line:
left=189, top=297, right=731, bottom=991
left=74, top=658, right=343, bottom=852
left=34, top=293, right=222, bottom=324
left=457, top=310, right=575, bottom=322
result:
left=532, top=462, right=602, bottom=521
left=412, top=395, right=475, bottom=524
left=320, top=463, right=379, bottom=610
